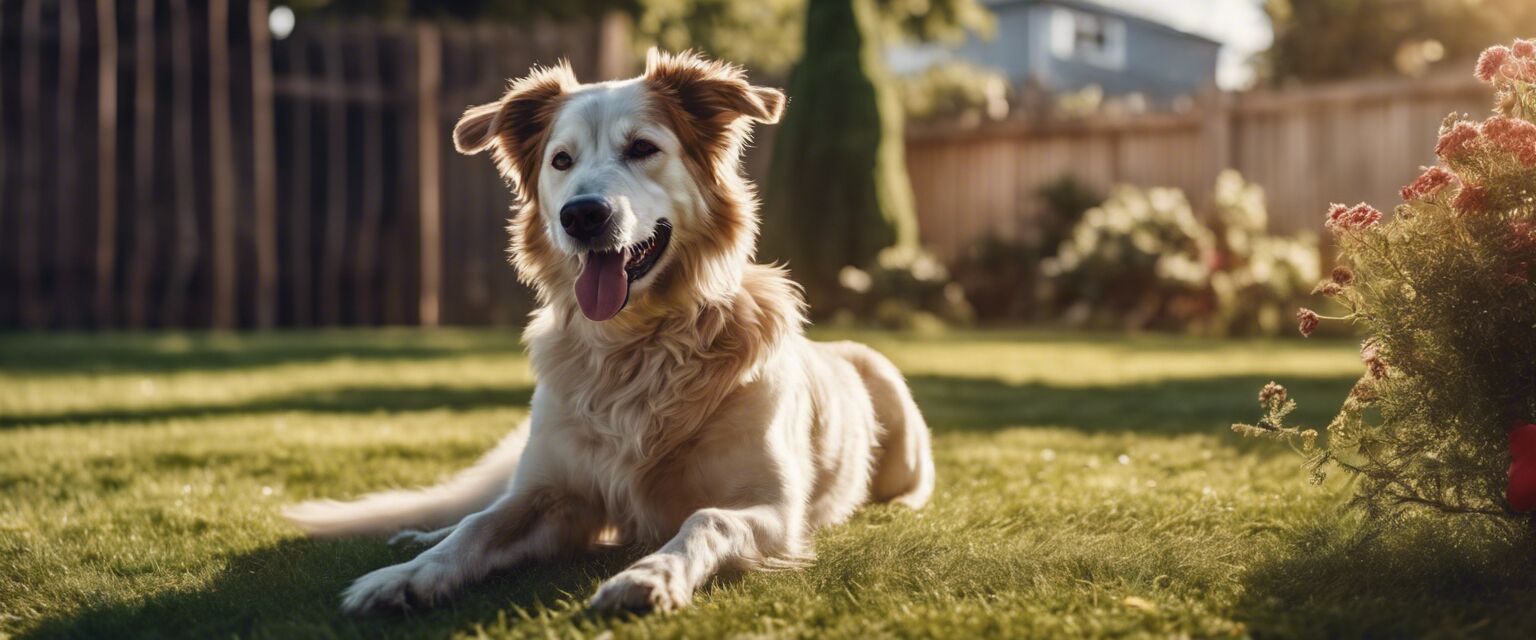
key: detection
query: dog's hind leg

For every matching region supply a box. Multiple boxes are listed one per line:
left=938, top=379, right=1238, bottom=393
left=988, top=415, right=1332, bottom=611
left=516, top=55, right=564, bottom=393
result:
left=283, top=420, right=530, bottom=538
left=830, top=342, right=936, bottom=509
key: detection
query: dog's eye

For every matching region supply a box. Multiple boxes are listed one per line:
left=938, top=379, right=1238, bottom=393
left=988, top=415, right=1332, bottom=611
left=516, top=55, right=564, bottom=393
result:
left=551, top=151, right=573, bottom=171
left=626, top=139, right=660, bottom=160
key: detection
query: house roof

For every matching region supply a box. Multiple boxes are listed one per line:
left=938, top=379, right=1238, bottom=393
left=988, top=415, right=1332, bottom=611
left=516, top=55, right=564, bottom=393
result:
left=985, top=0, right=1223, bottom=48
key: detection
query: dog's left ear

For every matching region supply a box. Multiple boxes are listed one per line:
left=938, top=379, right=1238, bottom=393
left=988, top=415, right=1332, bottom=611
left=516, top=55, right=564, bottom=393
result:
left=644, top=48, right=784, bottom=127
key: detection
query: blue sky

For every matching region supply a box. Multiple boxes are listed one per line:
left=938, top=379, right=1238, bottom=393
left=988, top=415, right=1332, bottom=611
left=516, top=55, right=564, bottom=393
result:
left=1086, top=0, right=1274, bottom=89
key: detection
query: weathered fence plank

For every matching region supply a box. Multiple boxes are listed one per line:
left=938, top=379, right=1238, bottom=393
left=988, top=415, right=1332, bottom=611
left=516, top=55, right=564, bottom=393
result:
left=906, top=71, right=1494, bottom=260
left=250, top=0, right=279, bottom=328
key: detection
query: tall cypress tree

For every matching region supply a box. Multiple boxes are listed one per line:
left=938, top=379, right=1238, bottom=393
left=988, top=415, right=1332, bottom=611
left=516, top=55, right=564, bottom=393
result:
left=759, top=0, right=919, bottom=304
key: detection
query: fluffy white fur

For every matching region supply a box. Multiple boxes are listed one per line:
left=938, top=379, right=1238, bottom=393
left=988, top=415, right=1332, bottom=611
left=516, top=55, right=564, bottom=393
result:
left=284, top=50, right=935, bottom=615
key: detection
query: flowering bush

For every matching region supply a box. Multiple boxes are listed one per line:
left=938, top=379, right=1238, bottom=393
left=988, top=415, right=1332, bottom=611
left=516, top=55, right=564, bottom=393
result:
left=951, top=176, right=1100, bottom=322
left=833, top=246, right=974, bottom=331
left=1236, top=40, right=1536, bottom=529
left=1041, top=171, right=1318, bottom=335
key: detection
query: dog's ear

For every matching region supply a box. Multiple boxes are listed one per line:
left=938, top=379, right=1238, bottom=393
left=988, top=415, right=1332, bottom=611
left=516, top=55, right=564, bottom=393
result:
left=453, top=61, right=578, bottom=185
left=644, top=48, right=785, bottom=127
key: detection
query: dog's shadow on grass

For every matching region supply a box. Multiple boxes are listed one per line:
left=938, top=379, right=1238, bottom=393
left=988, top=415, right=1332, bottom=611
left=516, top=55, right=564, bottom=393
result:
left=24, top=538, right=640, bottom=640
left=1233, top=515, right=1536, bottom=637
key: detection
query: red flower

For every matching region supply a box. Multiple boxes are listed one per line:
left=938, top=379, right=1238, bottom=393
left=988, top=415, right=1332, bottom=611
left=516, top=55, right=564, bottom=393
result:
left=1399, top=166, right=1458, bottom=201
left=1508, top=423, right=1536, bottom=512
left=1478, top=46, right=1512, bottom=82
left=1517, top=40, right=1536, bottom=58
left=1453, top=183, right=1488, bottom=213
left=1331, top=266, right=1354, bottom=286
left=1325, top=203, right=1383, bottom=233
left=1360, top=341, right=1387, bottom=379
left=1259, top=382, right=1287, bottom=406
left=1436, top=121, right=1482, bottom=160
left=1483, top=116, right=1536, bottom=166
left=1296, top=308, right=1320, bottom=337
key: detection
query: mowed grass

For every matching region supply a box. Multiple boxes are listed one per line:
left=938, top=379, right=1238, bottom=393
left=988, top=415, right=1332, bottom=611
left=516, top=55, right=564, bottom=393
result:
left=4, top=329, right=1536, bottom=639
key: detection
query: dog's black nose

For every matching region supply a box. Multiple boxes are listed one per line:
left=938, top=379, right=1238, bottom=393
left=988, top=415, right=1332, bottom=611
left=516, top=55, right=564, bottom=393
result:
left=559, top=195, right=614, bottom=244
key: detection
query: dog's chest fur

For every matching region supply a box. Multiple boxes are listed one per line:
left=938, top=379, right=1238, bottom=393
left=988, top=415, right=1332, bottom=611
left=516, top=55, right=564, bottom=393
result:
left=523, top=266, right=803, bottom=539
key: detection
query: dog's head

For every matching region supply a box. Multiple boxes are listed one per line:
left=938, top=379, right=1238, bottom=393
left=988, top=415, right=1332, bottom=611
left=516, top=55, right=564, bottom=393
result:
left=454, top=50, right=784, bottom=323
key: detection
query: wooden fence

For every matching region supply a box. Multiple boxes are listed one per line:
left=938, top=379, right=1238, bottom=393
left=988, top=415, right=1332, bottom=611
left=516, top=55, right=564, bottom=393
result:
left=0, top=0, right=630, bottom=329
left=906, top=71, right=1496, bottom=261
left=0, top=2, right=1504, bottom=328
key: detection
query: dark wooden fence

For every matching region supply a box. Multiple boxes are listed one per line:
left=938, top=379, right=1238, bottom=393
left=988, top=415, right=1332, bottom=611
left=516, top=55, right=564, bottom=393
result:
left=0, top=0, right=632, bottom=329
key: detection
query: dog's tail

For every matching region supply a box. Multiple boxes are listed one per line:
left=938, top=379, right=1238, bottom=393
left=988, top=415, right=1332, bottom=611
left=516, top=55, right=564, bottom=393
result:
left=282, top=420, right=529, bottom=538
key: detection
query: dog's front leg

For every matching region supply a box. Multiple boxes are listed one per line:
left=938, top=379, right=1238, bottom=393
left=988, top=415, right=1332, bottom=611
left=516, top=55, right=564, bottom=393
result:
left=590, top=505, right=797, bottom=613
left=342, top=488, right=599, bottom=613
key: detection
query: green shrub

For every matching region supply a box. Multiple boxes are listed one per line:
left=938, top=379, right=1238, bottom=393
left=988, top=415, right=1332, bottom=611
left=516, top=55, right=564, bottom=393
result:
left=950, top=176, right=1100, bottom=322
left=1038, top=171, right=1317, bottom=335
left=832, top=246, right=974, bottom=332
left=1235, top=39, right=1536, bottom=531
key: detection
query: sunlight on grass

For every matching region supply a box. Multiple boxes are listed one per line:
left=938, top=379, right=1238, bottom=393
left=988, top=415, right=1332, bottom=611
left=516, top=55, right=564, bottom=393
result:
left=2, top=330, right=1534, bottom=638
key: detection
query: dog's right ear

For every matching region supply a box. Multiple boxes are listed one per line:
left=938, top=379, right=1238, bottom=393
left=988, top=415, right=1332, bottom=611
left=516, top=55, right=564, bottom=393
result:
left=453, top=62, right=578, bottom=185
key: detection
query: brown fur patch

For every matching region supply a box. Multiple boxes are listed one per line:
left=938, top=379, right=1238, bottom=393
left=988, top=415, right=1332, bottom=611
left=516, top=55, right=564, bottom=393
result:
left=453, top=62, right=579, bottom=300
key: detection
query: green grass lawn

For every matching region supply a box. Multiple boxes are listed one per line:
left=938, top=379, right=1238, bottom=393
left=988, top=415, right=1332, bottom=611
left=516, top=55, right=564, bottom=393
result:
left=4, top=329, right=1536, bottom=639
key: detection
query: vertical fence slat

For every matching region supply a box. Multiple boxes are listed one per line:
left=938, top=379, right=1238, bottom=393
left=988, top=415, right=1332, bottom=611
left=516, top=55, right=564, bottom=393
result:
left=320, top=29, right=348, bottom=326
left=208, top=0, right=236, bottom=328
left=126, top=0, right=156, bottom=328
left=0, top=4, right=7, bottom=327
left=55, top=0, right=82, bottom=328
left=19, top=0, right=43, bottom=328
left=351, top=23, right=385, bottom=325
left=94, top=0, right=118, bottom=328
left=416, top=24, right=442, bottom=328
left=285, top=27, right=312, bottom=326
left=250, top=0, right=278, bottom=329
left=163, top=0, right=199, bottom=327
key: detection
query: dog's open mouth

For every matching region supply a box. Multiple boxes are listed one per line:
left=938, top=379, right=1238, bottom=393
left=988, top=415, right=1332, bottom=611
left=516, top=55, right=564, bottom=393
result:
left=574, top=219, right=672, bottom=322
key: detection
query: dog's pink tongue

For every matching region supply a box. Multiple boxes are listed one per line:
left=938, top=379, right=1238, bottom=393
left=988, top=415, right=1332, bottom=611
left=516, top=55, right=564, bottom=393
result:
left=575, top=250, right=629, bottom=321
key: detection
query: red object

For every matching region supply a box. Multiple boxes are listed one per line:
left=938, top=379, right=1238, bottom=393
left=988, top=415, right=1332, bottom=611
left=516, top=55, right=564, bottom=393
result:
left=1508, top=423, right=1536, bottom=512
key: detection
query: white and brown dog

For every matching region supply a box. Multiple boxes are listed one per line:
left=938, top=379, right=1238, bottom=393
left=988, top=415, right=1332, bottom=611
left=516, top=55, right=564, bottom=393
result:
left=285, top=50, right=934, bottom=615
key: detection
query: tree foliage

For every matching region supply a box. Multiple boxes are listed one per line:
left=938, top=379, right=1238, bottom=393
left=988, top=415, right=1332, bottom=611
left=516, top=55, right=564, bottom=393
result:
left=1261, top=0, right=1536, bottom=84
left=758, top=0, right=919, bottom=304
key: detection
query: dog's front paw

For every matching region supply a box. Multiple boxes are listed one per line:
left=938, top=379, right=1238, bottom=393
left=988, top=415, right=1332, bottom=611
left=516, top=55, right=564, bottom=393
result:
left=341, top=557, right=460, bottom=614
left=388, top=527, right=452, bottom=548
left=589, top=555, right=692, bottom=614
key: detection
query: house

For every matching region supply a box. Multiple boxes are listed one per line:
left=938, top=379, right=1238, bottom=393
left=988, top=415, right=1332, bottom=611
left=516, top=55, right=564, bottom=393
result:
left=890, top=0, right=1222, bottom=106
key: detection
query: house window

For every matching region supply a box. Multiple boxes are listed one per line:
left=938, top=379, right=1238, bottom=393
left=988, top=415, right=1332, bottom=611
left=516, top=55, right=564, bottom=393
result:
left=1049, top=7, right=1126, bottom=70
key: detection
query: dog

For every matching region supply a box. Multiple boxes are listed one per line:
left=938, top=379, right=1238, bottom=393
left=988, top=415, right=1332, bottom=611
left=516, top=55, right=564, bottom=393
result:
left=283, top=49, right=935, bottom=615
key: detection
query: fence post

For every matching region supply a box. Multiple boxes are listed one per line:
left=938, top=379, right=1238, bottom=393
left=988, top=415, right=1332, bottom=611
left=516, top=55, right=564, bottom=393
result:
left=95, top=0, right=119, bottom=328
left=415, top=24, right=442, bottom=328
left=126, top=0, right=157, bottom=328
left=56, top=0, right=83, bottom=328
left=164, top=0, right=199, bottom=327
left=20, top=0, right=44, bottom=328
left=1201, top=88, right=1233, bottom=179
left=251, top=0, right=278, bottom=328
left=208, top=0, right=237, bottom=329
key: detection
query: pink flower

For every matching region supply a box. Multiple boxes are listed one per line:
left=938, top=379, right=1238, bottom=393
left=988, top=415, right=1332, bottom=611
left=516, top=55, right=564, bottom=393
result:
left=1508, top=221, right=1536, bottom=253
left=1326, top=202, right=1383, bottom=233
left=1483, top=116, right=1536, bottom=166
left=1331, top=266, right=1354, bottom=286
left=1259, top=382, right=1288, bottom=406
left=1436, top=121, right=1482, bottom=160
left=1313, top=280, right=1343, bottom=296
left=1453, top=183, right=1488, bottom=213
left=1361, top=341, right=1388, bottom=379
left=1515, top=39, right=1536, bottom=59
left=1399, top=166, right=1458, bottom=201
left=1478, top=46, right=1512, bottom=82
left=1296, top=308, right=1320, bottom=337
